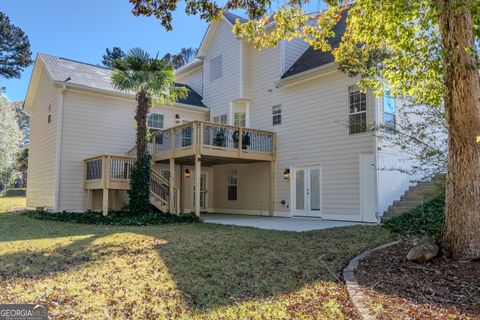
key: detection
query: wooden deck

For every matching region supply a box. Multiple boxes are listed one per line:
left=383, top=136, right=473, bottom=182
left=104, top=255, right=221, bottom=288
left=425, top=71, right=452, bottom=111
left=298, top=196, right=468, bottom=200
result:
left=84, top=121, right=276, bottom=217
left=147, top=121, right=276, bottom=165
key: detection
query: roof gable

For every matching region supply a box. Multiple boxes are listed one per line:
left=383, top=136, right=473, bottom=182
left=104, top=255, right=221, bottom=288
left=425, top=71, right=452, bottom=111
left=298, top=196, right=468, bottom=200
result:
left=281, top=11, right=348, bottom=79
left=197, top=12, right=245, bottom=58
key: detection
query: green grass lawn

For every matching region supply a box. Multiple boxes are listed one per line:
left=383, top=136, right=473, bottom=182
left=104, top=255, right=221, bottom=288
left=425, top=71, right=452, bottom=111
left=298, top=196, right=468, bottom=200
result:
left=0, top=196, right=26, bottom=212
left=0, top=213, right=396, bottom=319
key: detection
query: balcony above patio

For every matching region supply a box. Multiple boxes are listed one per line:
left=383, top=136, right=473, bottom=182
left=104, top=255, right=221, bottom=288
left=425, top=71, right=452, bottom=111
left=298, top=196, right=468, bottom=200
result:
left=147, top=121, right=276, bottom=165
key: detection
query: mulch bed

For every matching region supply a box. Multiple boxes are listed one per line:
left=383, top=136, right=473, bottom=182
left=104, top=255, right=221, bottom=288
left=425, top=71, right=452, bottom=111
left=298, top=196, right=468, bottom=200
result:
left=355, top=241, right=480, bottom=320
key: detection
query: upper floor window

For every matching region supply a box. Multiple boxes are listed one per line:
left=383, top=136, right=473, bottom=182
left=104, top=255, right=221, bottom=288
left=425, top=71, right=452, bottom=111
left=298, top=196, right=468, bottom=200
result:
left=209, top=55, right=223, bottom=81
left=272, top=105, right=281, bottom=125
left=213, top=114, right=228, bottom=124
left=233, top=112, right=246, bottom=127
left=348, top=86, right=367, bottom=134
left=383, top=91, right=396, bottom=133
left=147, top=113, right=164, bottom=132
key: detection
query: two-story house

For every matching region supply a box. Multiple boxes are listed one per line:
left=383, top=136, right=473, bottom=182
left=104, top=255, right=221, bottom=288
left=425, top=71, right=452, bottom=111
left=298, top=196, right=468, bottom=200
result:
left=24, top=12, right=417, bottom=222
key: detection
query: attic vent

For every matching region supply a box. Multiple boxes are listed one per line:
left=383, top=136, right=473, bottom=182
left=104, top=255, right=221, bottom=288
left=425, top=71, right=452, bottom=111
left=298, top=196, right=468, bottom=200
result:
left=209, top=55, right=222, bottom=81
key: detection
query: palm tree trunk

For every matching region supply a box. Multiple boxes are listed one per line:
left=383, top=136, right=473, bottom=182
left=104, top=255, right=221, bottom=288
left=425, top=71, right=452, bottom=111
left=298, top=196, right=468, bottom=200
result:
left=135, top=89, right=151, bottom=161
left=438, top=0, right=480, bottom=259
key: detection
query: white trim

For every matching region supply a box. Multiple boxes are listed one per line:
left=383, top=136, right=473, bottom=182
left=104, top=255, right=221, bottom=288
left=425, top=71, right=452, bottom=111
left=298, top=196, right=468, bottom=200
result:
left=54, top=83, right=209, bottom=113
left=245, top=101, right=250, bottom=127
left=239, top=39, right=244, bottom=98
left=175, top=58, right=203, bottom=76
left=228, top=102, right=234, bottom=126
left=54, top=86, right=65, bottom=211
left=192, top=170, right=208, bottom=211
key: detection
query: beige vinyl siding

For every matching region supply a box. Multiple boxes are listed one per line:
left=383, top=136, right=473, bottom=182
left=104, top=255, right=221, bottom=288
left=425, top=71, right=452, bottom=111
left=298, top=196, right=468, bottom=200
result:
left=212, top=163, right=270, bottom=215
left=202, top=19, right=241, bottom=121
left=176, top=65, right=204, bottom=96
left=58, top=89, right=208, bottom=211
left=241, top=43, right=375, bottom=219
left=26, top=70, right=60, bottom=209
left=283, top=38, right=310, bottom=72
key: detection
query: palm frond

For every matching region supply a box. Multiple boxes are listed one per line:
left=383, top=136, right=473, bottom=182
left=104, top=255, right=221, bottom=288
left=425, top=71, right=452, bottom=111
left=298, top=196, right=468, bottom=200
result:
left=110, top=47, right=185, bottom=106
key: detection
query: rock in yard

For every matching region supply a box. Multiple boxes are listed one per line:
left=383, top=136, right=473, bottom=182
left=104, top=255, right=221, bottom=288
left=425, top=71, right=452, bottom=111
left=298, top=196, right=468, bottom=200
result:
left=406, top=240, right=439, bottom=263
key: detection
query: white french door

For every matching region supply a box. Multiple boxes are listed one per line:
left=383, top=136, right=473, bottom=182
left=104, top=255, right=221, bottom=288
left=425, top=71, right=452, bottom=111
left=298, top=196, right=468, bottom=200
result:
left=193, top=172, right=207, bottom=211
left=294, top=166, right=322, bottom=217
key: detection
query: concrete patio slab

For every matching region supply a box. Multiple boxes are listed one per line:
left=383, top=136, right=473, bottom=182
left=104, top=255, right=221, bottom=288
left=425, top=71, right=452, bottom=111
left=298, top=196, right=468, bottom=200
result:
left=201, top=213, right=367, bottom=232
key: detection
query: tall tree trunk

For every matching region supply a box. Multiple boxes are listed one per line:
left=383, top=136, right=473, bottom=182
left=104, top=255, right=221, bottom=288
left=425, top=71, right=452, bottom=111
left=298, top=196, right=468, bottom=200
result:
left=135, top=89, right=151, bottom=162
left=438, top=1, right=480, bottom=259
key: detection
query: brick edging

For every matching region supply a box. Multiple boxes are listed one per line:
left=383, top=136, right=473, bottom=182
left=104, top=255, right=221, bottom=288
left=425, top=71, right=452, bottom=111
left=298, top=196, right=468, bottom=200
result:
left=343, top=240, right=402, bottom=320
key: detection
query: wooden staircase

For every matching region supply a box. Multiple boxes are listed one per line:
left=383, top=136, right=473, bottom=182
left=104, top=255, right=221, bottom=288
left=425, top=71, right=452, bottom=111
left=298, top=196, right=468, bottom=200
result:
left=382, top=176, right=444, bottom=221
left=149, top=169, right=179, bottom=213
left=83, top=153, right=179, bottom=215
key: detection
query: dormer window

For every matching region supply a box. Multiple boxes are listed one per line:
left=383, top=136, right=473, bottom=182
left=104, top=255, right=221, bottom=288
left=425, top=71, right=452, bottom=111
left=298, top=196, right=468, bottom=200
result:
left=209, top=55, right=223, bottom=81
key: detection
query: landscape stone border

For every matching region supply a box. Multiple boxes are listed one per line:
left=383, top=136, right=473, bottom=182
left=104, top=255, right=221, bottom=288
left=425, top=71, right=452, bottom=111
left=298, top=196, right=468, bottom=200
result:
left=343, top=240, right=402, bottom=320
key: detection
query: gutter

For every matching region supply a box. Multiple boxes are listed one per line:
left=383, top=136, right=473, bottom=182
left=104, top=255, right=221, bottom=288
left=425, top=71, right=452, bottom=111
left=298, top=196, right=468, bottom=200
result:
left=54, top=84, right=66, bottom=211
left=53, top=81, right=209, bottom=112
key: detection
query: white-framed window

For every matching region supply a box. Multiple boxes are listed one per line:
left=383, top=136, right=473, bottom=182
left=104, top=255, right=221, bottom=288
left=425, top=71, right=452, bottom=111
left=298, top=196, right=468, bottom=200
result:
left=233, top=112, right=246, bottom=127
left=213, top=114, right=228, bottom=124
left=272, top=105, right=281, bottom=125
left=383, top=91, right=396, bottom=133
left=209, top=55, right=223, bottom=81
left=348, top=86, right=367, bottom=134
left=227, top=169, right=237, bottom=201
left=147, top=113, right=164, bottom=132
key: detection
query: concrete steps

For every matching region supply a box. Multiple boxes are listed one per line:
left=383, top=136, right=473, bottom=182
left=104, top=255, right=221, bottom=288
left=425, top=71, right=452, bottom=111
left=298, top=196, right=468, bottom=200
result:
left=382, top=177, right=444, bottom=221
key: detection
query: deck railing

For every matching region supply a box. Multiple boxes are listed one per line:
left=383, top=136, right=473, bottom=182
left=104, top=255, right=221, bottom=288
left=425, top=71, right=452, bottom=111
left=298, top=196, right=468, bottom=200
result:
left=83, top=154, right=179, bottom=213
left=126, top=143, right=153, bottom=158
left=84, top=155, right=136, bottom=189
left=151, top=121, right=276, bottom=160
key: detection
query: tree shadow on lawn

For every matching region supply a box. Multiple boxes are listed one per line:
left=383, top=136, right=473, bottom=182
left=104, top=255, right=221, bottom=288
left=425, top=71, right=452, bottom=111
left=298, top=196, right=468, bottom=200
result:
left=144, top=223, right=395, bottom=311
left=0, top=214, right=395, bottom=313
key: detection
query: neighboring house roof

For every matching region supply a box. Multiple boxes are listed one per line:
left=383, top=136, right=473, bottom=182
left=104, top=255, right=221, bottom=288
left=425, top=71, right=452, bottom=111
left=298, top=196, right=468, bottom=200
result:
left=38, top=54, right=206, bottom=108
left=281, top=11, right=348, bottom=79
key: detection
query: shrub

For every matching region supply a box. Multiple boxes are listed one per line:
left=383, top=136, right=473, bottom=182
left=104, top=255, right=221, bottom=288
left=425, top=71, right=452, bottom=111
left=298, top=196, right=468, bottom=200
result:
left=128, top=154, right=151, bottom=214
left=21, top=210, right=201, bottom=226
left=5, top=188, right=26, bottom=197
left=383, top=195, right=445, bottom=237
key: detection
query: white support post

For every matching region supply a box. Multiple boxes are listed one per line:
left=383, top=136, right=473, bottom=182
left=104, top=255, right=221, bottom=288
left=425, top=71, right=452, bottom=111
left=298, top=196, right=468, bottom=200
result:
left=87, top=190, right=93, bottom=210
left=169, top=158, right=175, bottom=214
left=102, top=188, right=109, bottom=216
left=195, top=154, right=201, bottom=217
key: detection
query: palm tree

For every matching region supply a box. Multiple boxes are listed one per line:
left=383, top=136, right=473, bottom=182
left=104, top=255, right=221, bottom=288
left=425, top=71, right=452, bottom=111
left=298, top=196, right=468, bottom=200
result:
left=111, top=48, right=186, bottom=161
left=111, top=48, right=186, bottom=212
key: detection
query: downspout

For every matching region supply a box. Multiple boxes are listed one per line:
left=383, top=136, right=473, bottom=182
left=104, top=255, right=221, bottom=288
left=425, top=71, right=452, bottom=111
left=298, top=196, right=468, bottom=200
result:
left=53, top=84, right=65, bottom=211
left=374, top=93, right=381, bottom=221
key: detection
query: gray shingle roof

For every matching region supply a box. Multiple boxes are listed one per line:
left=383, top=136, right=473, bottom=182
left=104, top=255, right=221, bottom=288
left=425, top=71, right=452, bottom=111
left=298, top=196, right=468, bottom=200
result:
left=281, top=11, right=348, bottom=79
left=39, top=53, right=206, bottom=108
left=223, top=12, right=249, bottom=24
